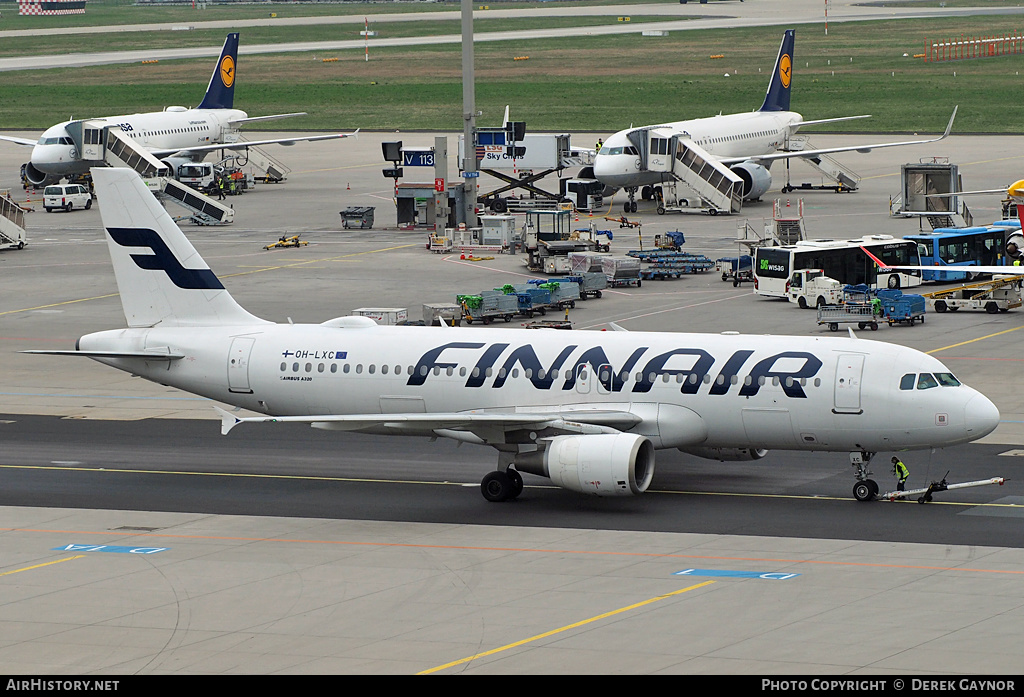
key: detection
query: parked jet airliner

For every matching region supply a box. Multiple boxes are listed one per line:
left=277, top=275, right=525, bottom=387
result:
left=0, top=34, right=356, bottom=187
left=593, top=30, right=957, bottom=212
left=25, top=168, right=1000, bottom=504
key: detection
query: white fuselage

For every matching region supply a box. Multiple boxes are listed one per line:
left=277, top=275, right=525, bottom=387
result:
left=31, top=107, right=246, bottom=176
left=77, top=323, right=998, bottom=454
left=593, top=111, right=800, bottom=188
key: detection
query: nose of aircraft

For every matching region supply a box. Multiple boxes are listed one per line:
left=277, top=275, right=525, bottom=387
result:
left=964, top=392, right=1000, bottom=440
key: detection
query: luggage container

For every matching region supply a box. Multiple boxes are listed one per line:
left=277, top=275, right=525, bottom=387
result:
left=875, top=289, right=926, bottom=326
left=423, top=302, right=462, bottom=326
left=564, top=272, right=607, bottom=299
left=601, top=256, right=642, bottom=287
left=340, top=206, right=375, bottom=229
left=353, top=307, right=408, bottom=325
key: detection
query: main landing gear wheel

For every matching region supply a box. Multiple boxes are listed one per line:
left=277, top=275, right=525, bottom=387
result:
left=481, top=469, right=523, bottom=502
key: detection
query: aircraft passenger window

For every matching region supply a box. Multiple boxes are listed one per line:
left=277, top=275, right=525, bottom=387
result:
left=472, top=367, right=480, bottom=378
left=356, top=364, right=363, bottom=374
left=460, top=367, right=467, bottom=377
left=292, top=362, right=299, bottom=372
left=381, top=365, right=388, bottom=374
left=331, top=364, right=337, bottom=373
left=689, top=374, right=698, bottom=385
left=550, top=369, right=558, bottom=379
left=662, top=374, right=670, bottom=383
left=732, top=375, right=740, bottom=385
left=703, top=374, right=712, bottom=384
left=432, top=366, right=440, bottom=375
left=512, top=369, right=519, bottom=378
left=280, top=362, right=286, bottom=372
left=446, top=367, right=454, bottom=376
left=305, top=363, right=312, bottom=372
left=344, top=364, right=351, bottom=374
left=814, top=378, right=820, bottom=387
left=900, top=374, right=915, bottom=390
left=318, top=363, right=324, bottom=373
left=758, top=376, right=766, bottom=386
left=486, top=367, right=493, bottom=377
left=536, top=369, right=545, bottom=380
left=498, top=368, right=507, bottom=378
left=744, top=376, right=752, bottom=386
left=676, top=374, right=683, bottom=383
left=604, top=370, right=612, bottom=382
left=917, top=373, right=939, bottom=390
left=935, top=373, right=961, bottom=387
left=649, top=372, right=657, bottom=383
left=772, top=376, right=780, bottom=386
left=525, top=368, right=533, bottom=379
left=715, top=375, right=725, bottom=385
left=636, top=372, right=643, bottom=382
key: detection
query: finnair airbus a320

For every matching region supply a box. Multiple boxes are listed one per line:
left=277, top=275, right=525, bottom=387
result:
left=0, top=34, right=355, bottom=187
left=26, top=168, right=1000, bottom=503
left=593, top=29, right=957, bottom=212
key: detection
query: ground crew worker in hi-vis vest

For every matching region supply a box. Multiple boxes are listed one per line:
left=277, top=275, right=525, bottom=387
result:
left=892, top=456, right=910, bottom=491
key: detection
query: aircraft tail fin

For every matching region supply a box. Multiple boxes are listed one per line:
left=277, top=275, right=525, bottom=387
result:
left=759, top=29, right=795, bottom=112
left=92, top=167, right=268, bottom=329
left=198, top=33, right=239, bottom=110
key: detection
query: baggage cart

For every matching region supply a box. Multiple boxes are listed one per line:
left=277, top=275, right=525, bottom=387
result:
left=601, top=255, right=641, bottom=287
left=529, top=279, right=580, bottom=309
left=716, top=255, right=753, bottom=286
left=816, top=304, right=878, bottom=331
left=458, top=290, right=519, bottom=324
left=563, top=272, right=607, bottom=299
left=875, top=289, right=926, bottom=326
left=353, top=307, right=408, bottom=325
left=340, top=206, right=375, bottom=229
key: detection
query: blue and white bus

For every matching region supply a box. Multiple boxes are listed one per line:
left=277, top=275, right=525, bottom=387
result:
left=903, top=223, right=1016, bottom=282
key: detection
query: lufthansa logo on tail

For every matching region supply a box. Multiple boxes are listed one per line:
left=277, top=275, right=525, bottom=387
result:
left=107, top=227, right=224, bottom=291
left=779, top=53, right=792, bottom=89
left=219, top=55, right=235, bottom=89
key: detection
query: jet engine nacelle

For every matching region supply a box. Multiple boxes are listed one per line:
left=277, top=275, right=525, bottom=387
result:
left=730, top=161, right=772, bottom=201
left=680, top=446, right=769, bottom=462
left=517, top=433, right=655, bottom=496
left=22, top=162, right=61, bottom=188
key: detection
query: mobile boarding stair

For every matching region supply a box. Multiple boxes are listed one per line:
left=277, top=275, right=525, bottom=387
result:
left=66, top=120, right=234, bottom=225
left=630, top=127, right=743, bottom=215
left=781, top=136, right=861, bottom=193
left=769, top=198, right=807, bottom=245
left=227, top=141, right=290, bottom=183
left=0, top=191, right=28, bottom=250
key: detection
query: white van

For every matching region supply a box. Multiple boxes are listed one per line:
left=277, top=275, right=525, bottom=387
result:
left=43, top=184, right=92, bottom=212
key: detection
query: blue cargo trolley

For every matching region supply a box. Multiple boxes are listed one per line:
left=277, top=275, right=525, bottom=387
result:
left=875, top=289, right=926, bottom=326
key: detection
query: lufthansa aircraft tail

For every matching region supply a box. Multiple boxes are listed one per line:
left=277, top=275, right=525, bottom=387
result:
left=92, top=168, right=268, bottom=329
left=197, top=32, right=239, bottom=110
left=758, top=29, right=794, bottom=112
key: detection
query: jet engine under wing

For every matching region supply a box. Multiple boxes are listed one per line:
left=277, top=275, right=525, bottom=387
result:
left=215, top=406, right=642, bottom=441
left=717, top=106, right=957, bottom=166
left=149, top=129, right=359, bottom=158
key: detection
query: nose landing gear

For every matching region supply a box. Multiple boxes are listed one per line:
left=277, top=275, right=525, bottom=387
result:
left=850, top=451, right=879, bottom=501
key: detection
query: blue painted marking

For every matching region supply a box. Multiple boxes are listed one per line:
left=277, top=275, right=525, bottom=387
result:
left=54, top=544, right=169, bottom=555
left=673, top=568, right=800, bottom=580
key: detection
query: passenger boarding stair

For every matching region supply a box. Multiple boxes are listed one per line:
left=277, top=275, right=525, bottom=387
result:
left=770, top=198, right=806, bottom=245
left=0, top=191, right=27, bottom=250
left=632, top=128, right=743, bottom=214
left=66, top=120, right=234, bottom=225
left=783, top=136, right=861, bottom=192
left=231, top=142, right=290, bottom=183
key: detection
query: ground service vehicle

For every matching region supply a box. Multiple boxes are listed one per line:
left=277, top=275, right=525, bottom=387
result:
left=786, top=269, right=843, bottom=309
left=755, top=235, right=921, bottom=298
left=43, top=184, right=91, bottom=212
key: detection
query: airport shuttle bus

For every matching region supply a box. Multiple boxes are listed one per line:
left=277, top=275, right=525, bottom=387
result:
left=754, top=235, right=922, bottom=298
left=903, top=224, right=1013, bottom=283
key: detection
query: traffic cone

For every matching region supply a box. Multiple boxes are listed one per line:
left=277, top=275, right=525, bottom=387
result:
left=347, top=182, right=351, bottom=190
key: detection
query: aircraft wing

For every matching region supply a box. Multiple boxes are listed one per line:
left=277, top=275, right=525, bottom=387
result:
left=718, top=107, right=957, bottom=166
left=216, top=406, right=642, bottom=442
left=0, top=135, right=38, bottom=147
left=148, top=129, right=359, bottom=158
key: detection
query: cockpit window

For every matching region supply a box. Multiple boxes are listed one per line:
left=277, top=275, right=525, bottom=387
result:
left=600, top=146, right=623, bottom=156
left=917, top=373, right=939, bottom=390
left=935, top=373, right=961, bottom=387
left=899, top=374, right=916, bottom=391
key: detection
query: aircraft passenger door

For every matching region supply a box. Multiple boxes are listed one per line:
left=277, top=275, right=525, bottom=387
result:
left=833, top=354, right=864, bottom=414
left=227, top=337, right=256, bottom=394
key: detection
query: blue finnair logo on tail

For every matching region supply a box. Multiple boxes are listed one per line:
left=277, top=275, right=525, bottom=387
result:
left=107, top=227, right=225, bottom=290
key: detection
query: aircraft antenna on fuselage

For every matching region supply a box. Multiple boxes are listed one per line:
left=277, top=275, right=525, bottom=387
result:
left=759, top=29, right=795, bottom=112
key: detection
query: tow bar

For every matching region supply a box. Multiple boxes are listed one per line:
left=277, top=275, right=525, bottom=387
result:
left=878, top=471, right=1008, bottom=504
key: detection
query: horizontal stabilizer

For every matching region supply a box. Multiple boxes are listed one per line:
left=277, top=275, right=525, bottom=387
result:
left=227, top=112, right=308, bottom=125
left=793, top=115, right=871, bottom=128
